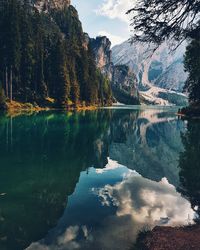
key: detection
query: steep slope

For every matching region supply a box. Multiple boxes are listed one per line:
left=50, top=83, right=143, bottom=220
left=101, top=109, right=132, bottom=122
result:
left=112, top=40, right=188, bottom=105
left=0, top=0, right=112, bottom=109
left=33, top=0, right=71, bottom=12
left=90, top=36, right=140, bottom=104
left=112, top=65, right=139, bottom=104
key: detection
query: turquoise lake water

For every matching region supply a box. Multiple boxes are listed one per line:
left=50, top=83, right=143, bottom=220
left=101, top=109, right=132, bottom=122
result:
left=0, top=106, right=199, bottom=250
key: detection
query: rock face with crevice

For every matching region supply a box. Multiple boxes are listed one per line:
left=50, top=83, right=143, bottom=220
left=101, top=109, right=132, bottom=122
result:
left=90, top=36, right=112, bottom=72
left=112, top=65, right=139, bottom=104
left=33, top=0, right=71, bottom=12
left=90, top=36, right=140, bottom=104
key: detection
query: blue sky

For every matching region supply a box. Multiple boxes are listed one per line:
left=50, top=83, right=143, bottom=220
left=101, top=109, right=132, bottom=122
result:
left=72, top=0, right=133, bottom=47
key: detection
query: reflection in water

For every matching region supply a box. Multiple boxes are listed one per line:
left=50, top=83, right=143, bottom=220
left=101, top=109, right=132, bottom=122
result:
left=27, top=163, right=196, bottom=250
left=97, top=172, right=195, bottom=227
left=0, top=111, right=110, bottom=250
left=0, top=107, right=197, bottom=250
left=178, top=119, right=200, bottom=217
left=109, top=109, right=185, bottom=186
left=92, top=172, right=195, bottom=250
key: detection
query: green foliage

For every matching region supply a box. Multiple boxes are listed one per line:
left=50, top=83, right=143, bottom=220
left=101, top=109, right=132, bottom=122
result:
left=53, top=39, right=71, bottom=108
left=112, top=85, right=140, bottom=105
left=184, top=37, right=200, bottom=105
left=0, top=1, right=112, bottom=108
left=0, top=84, right=6, bottom=110
left=157, top=92, right=188, bottom=106
left=128, top=0, right=200, bottom=46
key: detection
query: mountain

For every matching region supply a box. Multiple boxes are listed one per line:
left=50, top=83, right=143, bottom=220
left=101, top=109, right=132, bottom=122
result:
left=33, top=0, right=71, bottom=12
left=90, top=36, right=140, bottom=104
left=112, top=40, right=188, bottom=105
left=0, top=0, right=112, bottom=109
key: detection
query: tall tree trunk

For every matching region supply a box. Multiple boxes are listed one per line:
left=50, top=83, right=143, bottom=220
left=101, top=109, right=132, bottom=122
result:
left=5, top=67, right=8, bottom=98
left=10, top=66, right=13, bottom=102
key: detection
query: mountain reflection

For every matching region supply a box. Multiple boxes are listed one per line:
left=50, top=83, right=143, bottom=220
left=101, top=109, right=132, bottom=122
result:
left=109, top=108, right=185, bottom=186
left=0, top=108, right=193, bottom=250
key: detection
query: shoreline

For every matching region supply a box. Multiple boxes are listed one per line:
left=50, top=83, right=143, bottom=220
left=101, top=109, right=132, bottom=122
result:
left=178, top=105, right=200, bottom=119
left=2, top=101, right=99, bottom=116
left=4, top=102, right=200, bottom=118
left=135, top=225, right=200, bottom=250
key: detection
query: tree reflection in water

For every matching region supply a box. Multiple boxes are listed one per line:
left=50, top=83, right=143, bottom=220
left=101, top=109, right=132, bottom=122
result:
left=178, top=119, right=200, bottom=219
left=0, top=111, right=110, bottom=250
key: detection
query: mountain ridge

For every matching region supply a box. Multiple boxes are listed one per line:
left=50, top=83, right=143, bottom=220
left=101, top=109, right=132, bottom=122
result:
left=112, top=40, right=188, bottom=105
left=90, top=36, right=140, bottom=104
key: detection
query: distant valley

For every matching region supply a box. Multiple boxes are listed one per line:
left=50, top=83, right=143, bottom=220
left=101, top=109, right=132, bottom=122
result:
left=112, top=40, right=188, bottom=105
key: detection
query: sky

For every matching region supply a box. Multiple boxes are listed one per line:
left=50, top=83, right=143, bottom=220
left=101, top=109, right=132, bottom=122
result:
left=72, top=0, right=134, bottom=47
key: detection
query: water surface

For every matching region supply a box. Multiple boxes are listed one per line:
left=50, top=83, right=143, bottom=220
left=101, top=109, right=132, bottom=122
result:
left=0, top=107, right=199, bottom=250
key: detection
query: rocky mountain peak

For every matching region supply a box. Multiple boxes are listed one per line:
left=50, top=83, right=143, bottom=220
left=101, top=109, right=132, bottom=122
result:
left=90, top=36, right=139, bottom=105
left=90, top=36, right=112, bottom=70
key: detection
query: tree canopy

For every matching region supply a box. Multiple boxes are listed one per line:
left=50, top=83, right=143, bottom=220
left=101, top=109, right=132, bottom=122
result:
left=0, top=0, right=112, bottom=109
left=127, top=0, right=200, bottom=46
left=184, top=33, right=200, bottom=105
left=128, top=0, right=200, bottom=107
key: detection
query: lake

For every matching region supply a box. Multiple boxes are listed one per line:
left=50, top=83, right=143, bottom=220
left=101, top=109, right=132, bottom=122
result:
left=0, top=106, right=199, bottom=250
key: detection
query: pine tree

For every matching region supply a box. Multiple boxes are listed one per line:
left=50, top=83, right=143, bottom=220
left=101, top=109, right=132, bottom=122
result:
left=0, top=0, right=112, bottom=108
left=0, top=0, right=21, bottom=99
left=184, top=37, right=200, bottom=105
left=0, top=83, right=7, bottom=110
left=70, top=69, right=80, bottom=106
left=19, top=2, right=34, bottom=102
left=32, top=12, right=47, bottom=101
left=54, top=39, right=71, bottom=108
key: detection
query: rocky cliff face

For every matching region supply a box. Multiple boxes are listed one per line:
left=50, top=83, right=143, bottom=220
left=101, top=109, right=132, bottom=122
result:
left=90, top=36, right=139, bottom=104
left=112, top=65, right=139, bottom=104
left=90, top=36, right=113, bottom=80
left=33, top=0, right=71, bottom=12
left=90, top=37, right=112, bottom=70
left=112, top=40, right=188, bottom=105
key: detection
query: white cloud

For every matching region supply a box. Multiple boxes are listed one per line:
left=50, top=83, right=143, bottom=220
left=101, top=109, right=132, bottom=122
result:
left=98, top=31, right=125, bottom=46
left=96, top=0, right=134, bottom=23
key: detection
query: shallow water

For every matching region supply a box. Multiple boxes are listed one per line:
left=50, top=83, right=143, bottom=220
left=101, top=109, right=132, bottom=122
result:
left=0, top=107, right=199, bottom=250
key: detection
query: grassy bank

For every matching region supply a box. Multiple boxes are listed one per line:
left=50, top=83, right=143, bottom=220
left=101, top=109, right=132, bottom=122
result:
left=4, top=100, right=99, bottom=116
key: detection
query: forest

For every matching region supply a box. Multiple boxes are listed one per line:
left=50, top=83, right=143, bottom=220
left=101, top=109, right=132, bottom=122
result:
left=0, top=0, right=112, bottom=110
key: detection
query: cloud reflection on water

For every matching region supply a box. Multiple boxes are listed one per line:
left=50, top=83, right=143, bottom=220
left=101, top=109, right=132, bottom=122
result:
left=96, top=171, right=195, bottom=227
left=27, top=164, right=196, bottom=250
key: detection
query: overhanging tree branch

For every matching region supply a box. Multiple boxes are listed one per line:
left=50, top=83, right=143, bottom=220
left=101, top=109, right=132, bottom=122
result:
left=127, top=0, right=200, bottom=46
